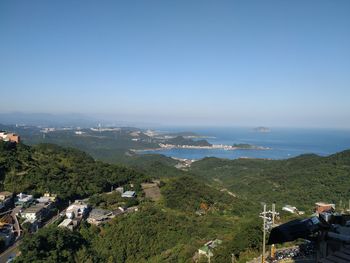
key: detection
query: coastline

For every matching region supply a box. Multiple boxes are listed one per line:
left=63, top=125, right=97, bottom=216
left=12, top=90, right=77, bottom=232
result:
left=131, top=143, right=271, bottom=153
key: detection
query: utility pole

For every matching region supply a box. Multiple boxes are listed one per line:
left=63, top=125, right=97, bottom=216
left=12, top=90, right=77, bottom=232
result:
left=261, top=204, right=266, bottom=263
left=271, top=203, right=276, bottom=260
left=260, top=203, right=278, bottom=263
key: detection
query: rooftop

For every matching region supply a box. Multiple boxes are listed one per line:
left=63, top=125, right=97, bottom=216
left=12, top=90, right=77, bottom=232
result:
left=59, top=218, right=73, bottom=228
left=122, top=191, right=136, bottom=198
left=89, top=208, right=112, bottom=220
left=22, top=204, right=46, bottom=214
left=315, top=202, right=335, bottom=206
left=0, top=191, right=12, bottom=197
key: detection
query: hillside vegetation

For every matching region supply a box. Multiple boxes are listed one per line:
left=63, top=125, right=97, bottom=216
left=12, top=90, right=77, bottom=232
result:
left=5, top=139, right=350, bottom=262
left=190, top=151, right=350, bottom=211
left=161, top=176, right=255, bottom=215
left=17, top=203, right=261, bottom=263
left=0, top=141, right=141, bottom=200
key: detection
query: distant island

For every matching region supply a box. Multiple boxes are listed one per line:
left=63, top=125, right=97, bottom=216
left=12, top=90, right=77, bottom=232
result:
left=232, top=143, right=269, bottom=150
left=253, top=126, right=271, bottom=133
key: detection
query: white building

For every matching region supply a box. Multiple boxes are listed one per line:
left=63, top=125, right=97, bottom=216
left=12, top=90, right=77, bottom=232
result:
left=282, top=205, right=297, bottom=214
left=0, top=132, right=7, bottom=140
left=121, top=191, right=136, bottom=198
left=21, top=204, right=46, bottom=221
left=66, top=200, right=89, bottom=219
left=15, top=193, right=33, bottom=206
left=37, top=192, right=56, bottom=204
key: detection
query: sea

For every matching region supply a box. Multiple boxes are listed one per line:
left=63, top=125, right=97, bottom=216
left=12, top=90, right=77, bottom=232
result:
left=139, top=127, right=350, bottom=160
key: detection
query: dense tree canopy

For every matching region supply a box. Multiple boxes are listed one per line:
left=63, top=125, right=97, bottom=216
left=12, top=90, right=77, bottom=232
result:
left=0, top=141, right=142, bottom=200
left=15, top=226, right=86, bottom=263
left=190, top=151, right=350, bottom=211
left=6, top=139, right=350, bottom=263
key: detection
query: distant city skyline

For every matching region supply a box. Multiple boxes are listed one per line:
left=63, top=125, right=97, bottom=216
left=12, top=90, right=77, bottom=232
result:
left=1, top=1, right=350, bottom=128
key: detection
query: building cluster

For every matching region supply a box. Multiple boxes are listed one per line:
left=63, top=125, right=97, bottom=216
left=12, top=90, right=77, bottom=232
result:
left=0, top=131, right=20, bottom=143
left=59, top=194, right=139, bottom=229
left=16, top=192, right=57, bottom=229
left=0, top=180, right=141, bottom=262
left=0, top=192, right=15, bottom=246
left=0, top=191, right=57, bottom=248
left=269, top=206, right=350, bottom=262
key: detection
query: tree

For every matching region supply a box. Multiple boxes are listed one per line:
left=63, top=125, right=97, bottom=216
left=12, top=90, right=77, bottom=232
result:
left=15, top=226, right=85, bottom=263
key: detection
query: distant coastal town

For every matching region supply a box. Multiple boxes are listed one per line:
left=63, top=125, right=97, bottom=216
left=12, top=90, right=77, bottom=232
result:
left=157, top=143, right=270, bottom=151
left=132, top=142, right=270, bottom=152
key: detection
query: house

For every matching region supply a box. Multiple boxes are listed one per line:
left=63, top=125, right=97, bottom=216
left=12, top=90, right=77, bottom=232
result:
left=116, top=187, right=124, bottom=194
left=126, top=206, right=138, bottom=213
left=87, top=208, right=113, bottom=226
left=20, top=204, right=47, bottom=221
left=15, top=193, right=34, bottom=206
left=66, top=200, right=89, bottom=219
left=37, top=192, right=57, bottom=204
left=198, top=239, right=222, bottom=258
left=315, top=202, right=335, bottom=214
left=58, top=218, right=77, bottom=231
left=121, top=191, right=136, bottom=198
left=6, top=133, right=20, bottom=143
left=113, top=207, right=125, bottom=216
left=282, top=205, right=297, bottom=214
left=0, top=132, right=20, bottom=143
left=198, top=245, right=213, bottom=258
left=0, top=132, right=8, bottom=141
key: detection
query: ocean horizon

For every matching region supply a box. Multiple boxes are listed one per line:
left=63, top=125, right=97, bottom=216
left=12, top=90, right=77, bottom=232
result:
left=140, top=127, right=350, bottom=160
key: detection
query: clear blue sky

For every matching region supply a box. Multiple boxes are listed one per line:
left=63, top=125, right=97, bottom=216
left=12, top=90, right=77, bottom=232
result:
left=1, top=0, right=349, bottom=127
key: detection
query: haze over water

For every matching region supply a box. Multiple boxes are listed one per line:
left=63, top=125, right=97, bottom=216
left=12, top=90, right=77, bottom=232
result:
left=141, top=127, right=350, bottom=160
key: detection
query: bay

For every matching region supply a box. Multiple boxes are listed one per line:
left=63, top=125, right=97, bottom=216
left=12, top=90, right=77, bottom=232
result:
left=139, top=127, right=350, bottom=160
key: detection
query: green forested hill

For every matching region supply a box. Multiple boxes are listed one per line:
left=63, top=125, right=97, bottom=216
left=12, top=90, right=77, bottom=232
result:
left=161, top=176, right=255, bottom=215
left=116, top=153, right=186, bottom=178
left=6, top=139, right=350, bottom=263
left=17, top=203, right=260, bottom=263
left=4, top=141, right=261, bottom=263
left=190, top=150, right=350, bottom=211
left=0, top=141, right=141, bottom=200
left=166, top=136, right=212, bottom=146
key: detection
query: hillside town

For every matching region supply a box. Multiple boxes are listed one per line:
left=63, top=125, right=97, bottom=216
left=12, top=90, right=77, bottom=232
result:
left=0, top=182, right=141, bottom=262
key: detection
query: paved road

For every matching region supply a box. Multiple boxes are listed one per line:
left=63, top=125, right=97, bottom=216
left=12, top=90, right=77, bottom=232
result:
left=0, top=239, right=21, bottom=263
left=11, top=207, right=21, bottom=237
